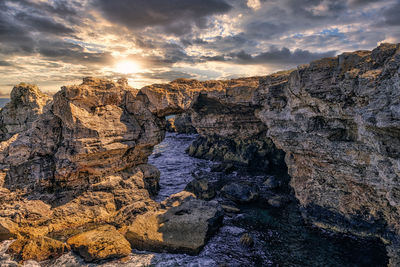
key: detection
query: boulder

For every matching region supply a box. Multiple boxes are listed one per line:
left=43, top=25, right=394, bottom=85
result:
left=185, top=178, right=215, bottom=200
left=7, top=236, right=69, bottom=262
left=267, top=194, right=290, bottom=208
left=125, top=199, right=224, bottom=255
left=221, top=182, right=259, bottom=203
left=263, top=176, right=281, bottom=190
left=67, top=225, right=131, bottom=262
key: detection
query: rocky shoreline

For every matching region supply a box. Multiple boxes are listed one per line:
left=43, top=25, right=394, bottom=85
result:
left=0, top=43, right=399, bottom=265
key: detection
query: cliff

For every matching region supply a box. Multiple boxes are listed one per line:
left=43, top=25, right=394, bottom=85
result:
left=140, top=43, right=400, bottom=265
left=257, top=43, right=400, bottom=264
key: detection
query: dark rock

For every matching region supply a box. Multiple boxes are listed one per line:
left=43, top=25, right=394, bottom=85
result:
left=221, top=204, right=240, bottom=214
left=263, top=176, right=281, bottom=190
left=174, top=113, right=197, bottom=134
left=187, top=134, right=285, bottom=172
left=267, top=194, right=291, bottom=208
left=221, top=182, right=259, bottom=203
left=166, top=117, right=175, bottom=132
left=185, top=178, right=215, bottom=200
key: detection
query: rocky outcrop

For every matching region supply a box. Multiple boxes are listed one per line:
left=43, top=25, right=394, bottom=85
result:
left=255, top=43, right=400, bottom=265
left=125, top=199, right=223, bottom=255
left=165, top=114, right=197, bottom=134
left=0, top=77, right=230, bottom=263
left=0, top=77, right=166, bottom=262
left=0, top=83, right=50, bottom=142
left=140, top=43, right=400, bottom=265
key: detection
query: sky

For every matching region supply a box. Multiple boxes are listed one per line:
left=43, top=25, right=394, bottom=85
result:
left=0, top=0, right=399, bottom=96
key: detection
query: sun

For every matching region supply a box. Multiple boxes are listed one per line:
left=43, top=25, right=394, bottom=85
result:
left=114, top=60, right=141, bottom=74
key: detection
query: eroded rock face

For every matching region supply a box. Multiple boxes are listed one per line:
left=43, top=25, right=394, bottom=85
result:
left=255, top=43, right=400, bottom=264
left=2, top=77, right=165, bottom=192
left=141, top=44, right=400, bottom=264
left=0, top=77, right=165, bottom=262
left=0, top=83, right=51, bottom=142
left=142, top=77, right=285, bottom=172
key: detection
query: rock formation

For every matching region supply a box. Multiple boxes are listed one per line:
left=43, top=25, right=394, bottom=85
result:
left=0, top=43, right=399, bottom=265
left=0, top=83, right=51, bottom=142
left=142, top=77, right=285, bottom=172
left=172, top=113, right=197, bottom=134
left=140, top=43, right=400, bottom=265
left=125, top=199, right=223, bottom=255
left=66, top=225, right=131, bottom=262
left=256, top=43, right=400, bottom=265
left=0, top=77, right=224, bottom=263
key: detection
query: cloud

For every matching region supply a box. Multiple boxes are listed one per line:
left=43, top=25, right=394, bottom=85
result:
left=206, top=47, right=336, bottom=65
left=95, top=0, right=232, bottom=35
left=0, top=60, right=12, bottom=67
left=14, top=12, right=75, bottom=35
left=382, top=1, right=400, bottom=26
left=247, top=0, right=261, bottom=10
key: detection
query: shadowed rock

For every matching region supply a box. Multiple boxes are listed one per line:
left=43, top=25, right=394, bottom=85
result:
left=125, top=198, right=224, bottom=255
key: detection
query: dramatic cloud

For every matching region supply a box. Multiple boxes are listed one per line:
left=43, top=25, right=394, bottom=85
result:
left=0, top=0, right=399, bottom=95
left=96, top=0, right=232, bottom=35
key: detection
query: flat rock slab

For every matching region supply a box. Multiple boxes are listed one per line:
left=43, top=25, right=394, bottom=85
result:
left=126, top=199, right=224, bottom=255
left=67, top=225, right=131, bottom=262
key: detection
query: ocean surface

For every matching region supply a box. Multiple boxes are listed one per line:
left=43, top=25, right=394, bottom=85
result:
left=0, top=132, right=389, bottom=266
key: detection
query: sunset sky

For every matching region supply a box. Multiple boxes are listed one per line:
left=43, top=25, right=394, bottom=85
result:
left=0, top=0, right=399, bottom=95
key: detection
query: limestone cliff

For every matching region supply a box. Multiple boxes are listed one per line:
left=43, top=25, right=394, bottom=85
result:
left=256, top=43, right=400, bottom=264
left=140, top=43, right=400, bottom=265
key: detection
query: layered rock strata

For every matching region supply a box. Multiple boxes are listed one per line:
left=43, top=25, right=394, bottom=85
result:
left=255, top=43, right=400, bottom=265
left=0, top=76, right=228, bottom=264
left=0, top=83, right=51, bottom=142
left=0, top=78, right=172, bottom=263
left=140, top=43, right=400, bottom=265
left=142, top=78, right=285, bottom=172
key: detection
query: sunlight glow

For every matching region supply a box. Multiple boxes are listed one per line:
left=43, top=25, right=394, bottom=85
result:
left=114, top=60, right=141, bottom=74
